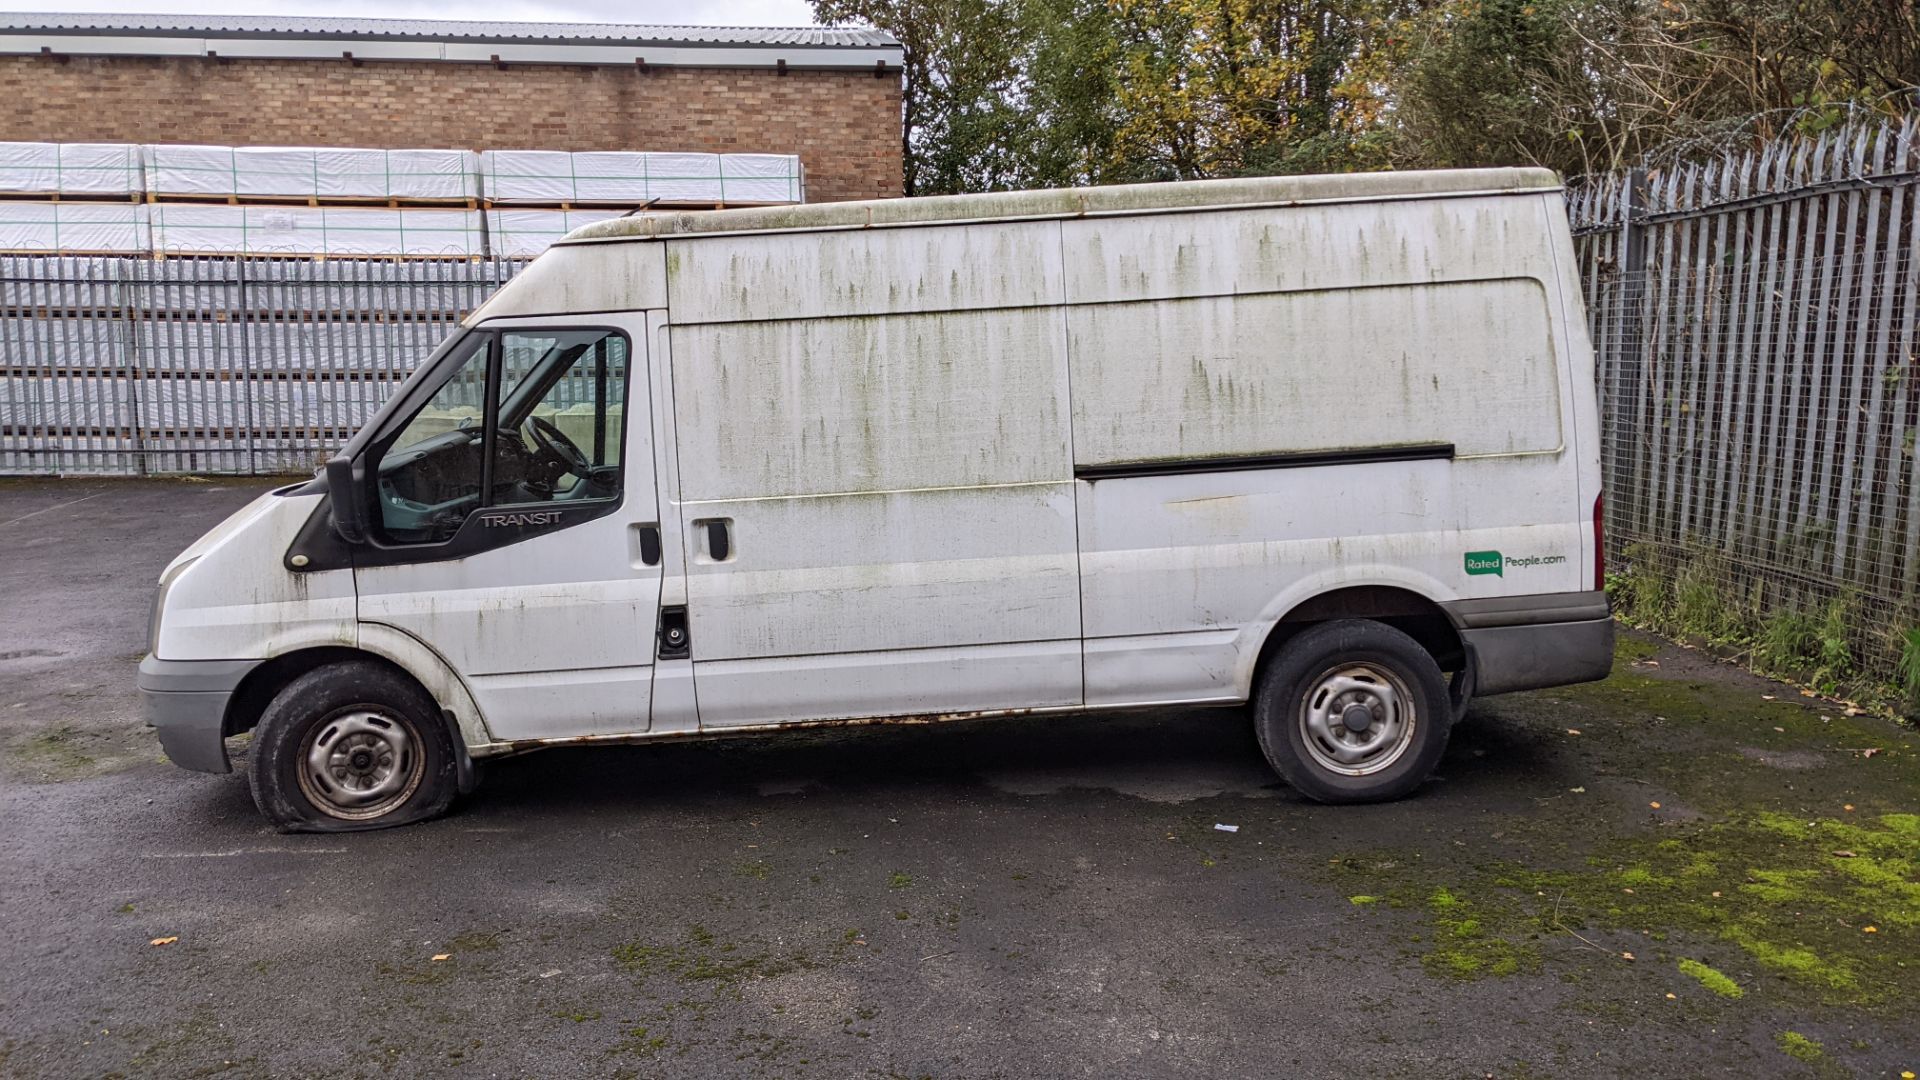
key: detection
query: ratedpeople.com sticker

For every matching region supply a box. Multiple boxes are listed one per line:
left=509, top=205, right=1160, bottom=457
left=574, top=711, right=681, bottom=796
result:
left=1465, top=551, right=1567, bottom=577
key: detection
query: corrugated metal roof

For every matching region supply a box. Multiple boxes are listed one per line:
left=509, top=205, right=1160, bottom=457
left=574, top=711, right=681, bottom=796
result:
left=0, top=13, right=897, bottom=49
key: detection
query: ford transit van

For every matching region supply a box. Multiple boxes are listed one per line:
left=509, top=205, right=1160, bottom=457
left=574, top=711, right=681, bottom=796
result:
left=139, top=168, right=1613, bottom=830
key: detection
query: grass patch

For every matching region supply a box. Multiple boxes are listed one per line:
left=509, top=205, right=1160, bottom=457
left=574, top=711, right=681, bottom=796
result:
left=1677, top=958, right=1742, bottom=998
left=887, top=871, right=913, bottom=889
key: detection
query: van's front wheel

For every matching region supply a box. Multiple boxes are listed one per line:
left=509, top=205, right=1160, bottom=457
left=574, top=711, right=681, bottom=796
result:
left=248, top=661, right=459, bottom=832
left=1255, top=620, right=1452, bottom=803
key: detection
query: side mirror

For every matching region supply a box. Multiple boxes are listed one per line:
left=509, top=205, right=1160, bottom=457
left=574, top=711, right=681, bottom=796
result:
left=324, top=455, right=370, bottom=544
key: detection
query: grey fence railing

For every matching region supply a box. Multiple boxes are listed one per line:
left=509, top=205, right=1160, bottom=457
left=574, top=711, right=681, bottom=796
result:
left=0, top=255, right=528, bottom=476
left=1570, top=113, right=1920, bottom=681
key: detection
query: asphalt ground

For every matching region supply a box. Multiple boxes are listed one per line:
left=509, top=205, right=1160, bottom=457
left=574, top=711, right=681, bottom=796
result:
left=1, top=476, right=1917, bottom=1079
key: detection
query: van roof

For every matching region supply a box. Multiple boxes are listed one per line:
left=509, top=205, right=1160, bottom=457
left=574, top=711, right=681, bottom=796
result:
left=562, top=167, right=1561, bottom=245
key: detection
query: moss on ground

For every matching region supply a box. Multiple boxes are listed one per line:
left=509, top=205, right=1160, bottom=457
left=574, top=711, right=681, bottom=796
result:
left=1776, top=1030, right=1824, bottom=1062
left=1677, top=959, right=1742, bottom=998
left=1329, top=634, right=1920, bottom=1010
left=610, top=923, right=858, bottom=999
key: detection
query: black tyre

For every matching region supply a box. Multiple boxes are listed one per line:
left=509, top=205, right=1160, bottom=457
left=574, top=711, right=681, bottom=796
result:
left=248, top=660, right=459, bottom=832
left=1254, top=620, right=1452, bottom=804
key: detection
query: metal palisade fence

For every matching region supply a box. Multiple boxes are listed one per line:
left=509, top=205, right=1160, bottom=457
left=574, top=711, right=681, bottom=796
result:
left=1, top=255, right=527, bottom=476
left=1569, top=111, right=1920, bottom=684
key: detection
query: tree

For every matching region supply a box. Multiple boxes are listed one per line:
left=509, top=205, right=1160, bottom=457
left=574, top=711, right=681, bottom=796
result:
left=1107, top=0, right=1423, bottom=179
left=1393, top=0, right=1920, bottom=176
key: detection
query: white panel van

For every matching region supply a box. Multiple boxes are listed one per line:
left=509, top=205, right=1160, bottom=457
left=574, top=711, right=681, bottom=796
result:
left=139, top=169, right=1613, bottom=831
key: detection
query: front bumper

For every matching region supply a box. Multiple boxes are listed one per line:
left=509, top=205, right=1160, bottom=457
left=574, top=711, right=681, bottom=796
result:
left=1444, top=591, right=1615, bottom=697
left=138, top=655, right=257, bottom=774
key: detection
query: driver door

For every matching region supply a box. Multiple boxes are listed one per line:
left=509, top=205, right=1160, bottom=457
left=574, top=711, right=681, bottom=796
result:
left=354, top=314, right=664, bottom=741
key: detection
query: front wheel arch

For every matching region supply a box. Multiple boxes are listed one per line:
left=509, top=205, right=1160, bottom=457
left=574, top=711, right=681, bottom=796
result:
left=223, top=646, right=475, bottom=791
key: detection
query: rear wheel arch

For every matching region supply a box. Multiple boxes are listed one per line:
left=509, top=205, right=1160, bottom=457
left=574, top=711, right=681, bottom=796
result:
left=1250, top=585, right=1466, bottom=693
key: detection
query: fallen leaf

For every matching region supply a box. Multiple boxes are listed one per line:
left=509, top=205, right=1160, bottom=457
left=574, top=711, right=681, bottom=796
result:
left=1773, top=727, right=1786, bottom=732
left=1623, top=887, right=1635, bottom=894
left=1650, top=801, right=1662, bottom=809
left=1570, top=786, right=1586, bottom=794
left=1834, top=850, right=1858, bottom=858
left=1844, top=804, right=1855, bottom=812
left=431, top=953, right=452, bottom=961
left=1761, top=694, right=1776, bottom=700
left=1801, top=690, right=1816, bottom=697
left=1862, top=748, right=1882, bottom=758
left=1711, top=891, right=1722, bottom=898
left=1863, top=926, right=1879, bottom=934
left=1567, top=729, right=1582, bottom=736
left=1621, top=951, right=1635, bottom=961
left=149, top=936, right=177, bottom=947
left=1665, top=993, right=1677, bottom=1000
left=1899, top=1071, right=1914, bottom=1079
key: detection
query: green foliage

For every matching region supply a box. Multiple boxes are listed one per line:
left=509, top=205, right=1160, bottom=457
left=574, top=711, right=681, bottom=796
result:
left=1898, top=628, right=1920, bottom=710
left=819, top=0, right=1918, bottom=193
left=1755, top=607, right=1820, bottom=673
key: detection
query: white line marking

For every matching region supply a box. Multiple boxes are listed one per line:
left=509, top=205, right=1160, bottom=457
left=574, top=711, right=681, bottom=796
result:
left=0, top=492, right=102, bottom=529
left=144, top=847, right=348, bottom=859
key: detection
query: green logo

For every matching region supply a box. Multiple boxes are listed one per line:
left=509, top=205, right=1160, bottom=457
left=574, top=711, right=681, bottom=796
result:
left=1465, top=551, right=1503, bottom=577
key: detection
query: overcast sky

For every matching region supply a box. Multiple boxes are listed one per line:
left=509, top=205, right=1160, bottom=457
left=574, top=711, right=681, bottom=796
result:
left=0, top=0, right=824, bottom=27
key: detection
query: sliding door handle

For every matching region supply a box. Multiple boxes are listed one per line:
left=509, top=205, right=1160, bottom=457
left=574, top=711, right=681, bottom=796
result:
left=694, top=518, right=733, bottom=562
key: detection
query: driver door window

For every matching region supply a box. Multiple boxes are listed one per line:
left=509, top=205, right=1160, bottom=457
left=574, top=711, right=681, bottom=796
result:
left=374, top=328, right=628, bottom=544
left=491, top=330, right=628, bottom=508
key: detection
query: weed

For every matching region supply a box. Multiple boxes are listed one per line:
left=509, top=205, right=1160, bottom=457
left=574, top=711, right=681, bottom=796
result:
left=1755, top=607, right=1818, bottom=672
left=1897, top=627, right=1920, bottom=710
left=887, top=871, right=913, bottom=889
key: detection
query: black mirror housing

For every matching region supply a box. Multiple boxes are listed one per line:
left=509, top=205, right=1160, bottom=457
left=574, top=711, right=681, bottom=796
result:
left=324, top=455, right=369, bottom=544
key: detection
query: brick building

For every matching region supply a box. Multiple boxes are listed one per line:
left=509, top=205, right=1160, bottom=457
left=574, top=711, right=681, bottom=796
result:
left=0, top=14, right=903, bottom=204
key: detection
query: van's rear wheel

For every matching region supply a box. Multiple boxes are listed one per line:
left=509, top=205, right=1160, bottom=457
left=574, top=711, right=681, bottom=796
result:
left=1254, top=620, right=1452, bottom=803
left=248, top=660, right=458, bottom=832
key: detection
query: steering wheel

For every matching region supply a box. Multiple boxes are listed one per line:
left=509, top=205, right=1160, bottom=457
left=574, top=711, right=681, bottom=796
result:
left=525, top=415, right=592, bottom=479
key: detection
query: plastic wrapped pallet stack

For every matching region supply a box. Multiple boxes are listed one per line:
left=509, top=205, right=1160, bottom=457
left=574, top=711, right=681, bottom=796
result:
left=0, top=203, right=149, bottom=253
left=145, top=145, right=479, bottom=203
left=486, top=209, right=624, bottom=258
left=480, top=151, right=804, bottom=206
left=0, top=142, right=144, bottom=197
left=150, top=205, right=483, bottom=258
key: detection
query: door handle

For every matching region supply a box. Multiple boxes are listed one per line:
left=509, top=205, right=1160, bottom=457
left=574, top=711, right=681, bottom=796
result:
left=631, top=522, right=661, bottom=567
left=695, top=518, right=733, bottom=562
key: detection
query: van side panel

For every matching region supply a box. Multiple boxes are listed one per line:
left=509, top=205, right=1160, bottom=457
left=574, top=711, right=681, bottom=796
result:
left=1068, top=278, right=1563, bottom=463
left=665, top=222, right=1084, bottom=727
left=1063, top=195, right=1587, bottom=704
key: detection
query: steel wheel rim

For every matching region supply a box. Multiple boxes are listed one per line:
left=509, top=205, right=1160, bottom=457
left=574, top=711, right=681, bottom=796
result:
left=296, top=707, right=423, bottom=820
left=1297, top=661, right=1418, bottom=777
